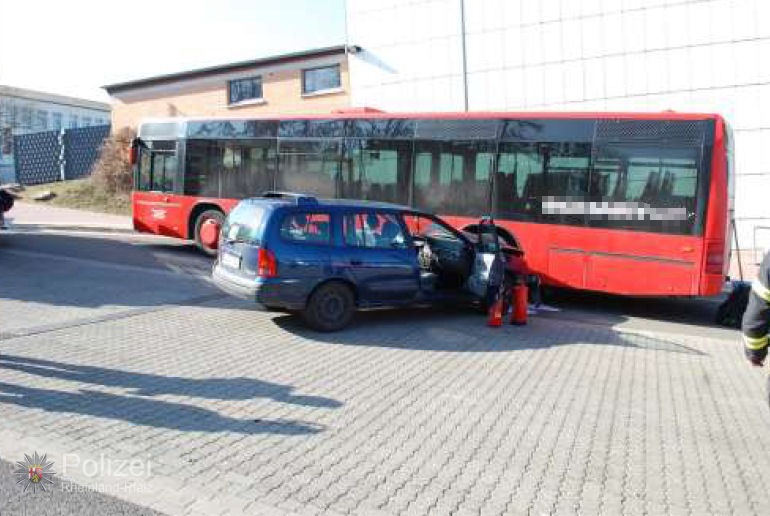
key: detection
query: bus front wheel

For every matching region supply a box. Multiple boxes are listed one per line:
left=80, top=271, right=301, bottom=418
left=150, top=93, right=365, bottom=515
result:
left=194, top=209, right=224, bottom=256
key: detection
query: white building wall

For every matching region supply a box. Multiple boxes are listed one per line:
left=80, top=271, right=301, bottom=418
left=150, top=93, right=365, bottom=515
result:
left=0, top=90, right=110, bottom=183
left=346, top=0, right=770, bottom=251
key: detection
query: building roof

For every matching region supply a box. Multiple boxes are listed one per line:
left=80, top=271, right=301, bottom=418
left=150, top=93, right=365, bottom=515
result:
left=103, top=45, right=348, bottom=95
left=0, top=85, right=110, bottom=111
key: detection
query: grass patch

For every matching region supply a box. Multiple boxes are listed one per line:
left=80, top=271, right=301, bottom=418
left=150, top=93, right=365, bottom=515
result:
left=21, top=179, right=131, bottom=216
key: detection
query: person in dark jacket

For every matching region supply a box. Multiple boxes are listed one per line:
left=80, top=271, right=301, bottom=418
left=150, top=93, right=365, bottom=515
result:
left=0, top=187, right=14, bottom=229
left=741, top=252, right=770, bottom=366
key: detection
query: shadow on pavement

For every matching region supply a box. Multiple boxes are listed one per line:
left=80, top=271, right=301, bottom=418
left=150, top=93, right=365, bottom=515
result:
left=0, top=354, right=341, bottom=408
left=0, top=381, right=323, bottom=435
left=0, top=232, right=220, bottom=314
left=273, top=305, right=707, bottom=356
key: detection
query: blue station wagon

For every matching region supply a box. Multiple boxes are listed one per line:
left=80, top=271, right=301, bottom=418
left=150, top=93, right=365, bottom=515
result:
left=212, top=193, right=516, bottom=331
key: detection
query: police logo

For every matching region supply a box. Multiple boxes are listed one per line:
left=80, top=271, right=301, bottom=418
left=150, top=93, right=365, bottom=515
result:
left=14, top=452, right=56, bottom=493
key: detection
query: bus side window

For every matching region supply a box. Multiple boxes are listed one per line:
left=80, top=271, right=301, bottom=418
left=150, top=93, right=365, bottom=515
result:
left=590, top=144, right=700, bottom=234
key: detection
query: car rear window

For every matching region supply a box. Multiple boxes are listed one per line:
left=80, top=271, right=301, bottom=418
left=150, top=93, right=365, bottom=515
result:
left=222, top=202, right=267, bottom=244
left=280, top=212, right=331, bottom=244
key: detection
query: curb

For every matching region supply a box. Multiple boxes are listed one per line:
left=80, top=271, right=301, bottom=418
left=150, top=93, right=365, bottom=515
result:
left=6, top=224, right=136, bottom=234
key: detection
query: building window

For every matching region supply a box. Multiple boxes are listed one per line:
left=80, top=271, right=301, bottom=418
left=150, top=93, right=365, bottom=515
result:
left=83, top=117, right=92, bottom=126
left=69, top=115, right=78, bottom=129
left=52, top=113, right=63, bottom=131
left=228, top=76, right=263, bottom=104
left=35, top=110, right=48, bottom=131
left=302, top=64, right=341, bottom=94
left=19, top=107, right=32, bottom=130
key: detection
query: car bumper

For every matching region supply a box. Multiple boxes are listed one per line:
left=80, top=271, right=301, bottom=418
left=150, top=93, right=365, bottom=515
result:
left=211, top=265, right=304, bottom=310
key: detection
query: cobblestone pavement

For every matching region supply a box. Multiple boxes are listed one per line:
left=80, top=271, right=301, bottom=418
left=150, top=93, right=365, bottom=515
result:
left=1, top=232, right=769, bottom=515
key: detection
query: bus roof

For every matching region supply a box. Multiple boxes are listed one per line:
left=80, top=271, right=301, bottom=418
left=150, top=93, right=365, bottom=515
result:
left=137, top=110, right=725, bottom=140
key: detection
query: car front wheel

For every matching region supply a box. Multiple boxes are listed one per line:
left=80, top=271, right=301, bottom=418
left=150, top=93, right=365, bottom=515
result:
left=302, top=282, right=355, bottom=332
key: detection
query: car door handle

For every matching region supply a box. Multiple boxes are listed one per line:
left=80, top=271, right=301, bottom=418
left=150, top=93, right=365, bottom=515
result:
left=289, top=260, right=308, bottom=267
left=350, top=259, right=363, bottom=266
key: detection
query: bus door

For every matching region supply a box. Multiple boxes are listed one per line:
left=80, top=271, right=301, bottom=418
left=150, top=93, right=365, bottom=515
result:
left=133, top=140, right=184, bottom=237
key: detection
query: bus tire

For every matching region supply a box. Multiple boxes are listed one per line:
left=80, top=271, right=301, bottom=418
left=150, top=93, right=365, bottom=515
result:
left=193, top=209, right=224, bottom=256
left=302, top=282, right=355, bottom=332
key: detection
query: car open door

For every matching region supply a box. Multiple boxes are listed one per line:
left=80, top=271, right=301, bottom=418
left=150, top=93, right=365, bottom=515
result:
left=466, top=217, right=505, bottom=301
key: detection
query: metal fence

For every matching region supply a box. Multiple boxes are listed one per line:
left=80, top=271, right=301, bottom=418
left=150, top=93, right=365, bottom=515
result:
left=13, top=125, right=110, bottom=185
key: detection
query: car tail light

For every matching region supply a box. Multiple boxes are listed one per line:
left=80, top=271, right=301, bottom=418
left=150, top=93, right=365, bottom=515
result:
left=705, top=242, right=725, bottom=275
left=257, top=248, right=277, bottom=278
left=128, top=144, right=137, bottom=165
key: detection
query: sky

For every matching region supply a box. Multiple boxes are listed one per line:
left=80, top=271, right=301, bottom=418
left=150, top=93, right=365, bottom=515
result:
left=0, top=0, right=347, bottom=103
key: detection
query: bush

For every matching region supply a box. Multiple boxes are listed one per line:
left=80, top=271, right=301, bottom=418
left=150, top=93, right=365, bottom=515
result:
left=90, top=127, right=135, bottom=195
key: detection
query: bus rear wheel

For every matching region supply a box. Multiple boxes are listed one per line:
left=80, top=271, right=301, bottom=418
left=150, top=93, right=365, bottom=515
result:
left=194, top=209, right=224, bottom=256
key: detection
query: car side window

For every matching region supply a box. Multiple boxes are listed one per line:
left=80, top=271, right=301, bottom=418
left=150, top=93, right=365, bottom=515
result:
left=280, top=212, right=331, bottom=244
left=343, top=211, right=407, bottom=249
left=402, top=214, right=462, bottom=243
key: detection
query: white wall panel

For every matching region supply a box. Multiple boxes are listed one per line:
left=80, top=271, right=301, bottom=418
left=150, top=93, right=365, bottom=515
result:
left=463, top=0, right=485, bottom=33
left=561, top=19, right=583, bottom=61
left=583, top=58, right=605, bottom=100
left=503, top=68, right=525, bottom=109
left=501, top=0, right=521, bottom=29
left=604, top=55, right=626, bottom=98
left=665, top=3, right=689, bottom=48
left=733, top=85, right=762, bottom=130
left=582, top=16, right=604, bottom=58
left=734, top=129, right=760, bottom=175
left=486, top=69, right=506, bottom=109
left=542, top=0, right=562, bottom=22
left=543, top=63, right=565, bottom=105
left=624, top=53, right=647, bottom=96
left=645, top=51, right=668, bottom=94
left=581, top=0, right=603, bottom=18
left=562, top=61, right=585, bottom=102
left=688, top=46, right=713, bottom=90
left=758, top=130, right=770, bottom=175
left=481, top=0, right=505, bottom=32
left=521, top=24, right=544, bottom=65
left=710, top=44, right=735, bottom=89
left=502, top=28, right=524, bottom=68
left=735, top=173, right=770, bottom=218
left=602, top=12, right=624, bottom=54
left=757, top=84, right=770, bottom=128
left=644, top=8, right=667, bottom=51
left=732, top=0, right=758, bottom=41
left=732, top=40, right=759, bottom=86
left=524, top=66, right=545, bottom=107
left=465, top=33, right=489, bottom=73
left=688, top=3, right=712, bottom=45
left=622, top=10, right=646, bottom=54
left=542, top=22, right=563, bottom=64
left=757, top=0, right=770, bottom=38
left=710, top=0, right=734, bottom=43
left=520, top=0, right=540, bottom=25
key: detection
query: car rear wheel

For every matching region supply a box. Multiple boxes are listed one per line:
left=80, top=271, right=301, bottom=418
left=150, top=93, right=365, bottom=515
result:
left=302, top=282, right=355, bottom=332
left=194, top=209, right=224, bottom=256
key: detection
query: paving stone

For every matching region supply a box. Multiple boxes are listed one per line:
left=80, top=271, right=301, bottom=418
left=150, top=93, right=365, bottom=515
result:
left=2, top=266, right=770, bottom=515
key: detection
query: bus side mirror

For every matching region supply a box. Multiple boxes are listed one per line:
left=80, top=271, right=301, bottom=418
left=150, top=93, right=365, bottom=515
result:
left=128, top=138, right=142, bottom=166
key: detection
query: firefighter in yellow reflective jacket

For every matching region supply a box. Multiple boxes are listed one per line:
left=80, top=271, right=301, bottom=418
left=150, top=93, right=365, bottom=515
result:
left=742, top=253, right=770, bottom=366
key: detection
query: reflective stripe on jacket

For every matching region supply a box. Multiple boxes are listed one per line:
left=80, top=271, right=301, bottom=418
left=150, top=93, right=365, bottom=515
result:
left=742, top=251, right=770, bottom=351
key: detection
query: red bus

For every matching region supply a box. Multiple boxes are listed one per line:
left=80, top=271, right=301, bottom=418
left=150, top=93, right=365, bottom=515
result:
left=132, top=111, right=733, bottom=297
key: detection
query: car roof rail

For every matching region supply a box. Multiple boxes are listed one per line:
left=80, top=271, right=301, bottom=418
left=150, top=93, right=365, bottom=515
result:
left=260, top=191, right=318, bottom=206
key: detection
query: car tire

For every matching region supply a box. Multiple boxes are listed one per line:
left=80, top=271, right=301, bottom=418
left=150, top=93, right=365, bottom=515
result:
left=194, top=209, right=224, bottom=256
left=302, top=282, right=355, bottom=332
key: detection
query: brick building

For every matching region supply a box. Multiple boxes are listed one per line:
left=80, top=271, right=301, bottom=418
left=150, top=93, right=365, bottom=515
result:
left=103, top=46, right=351, bottom=131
